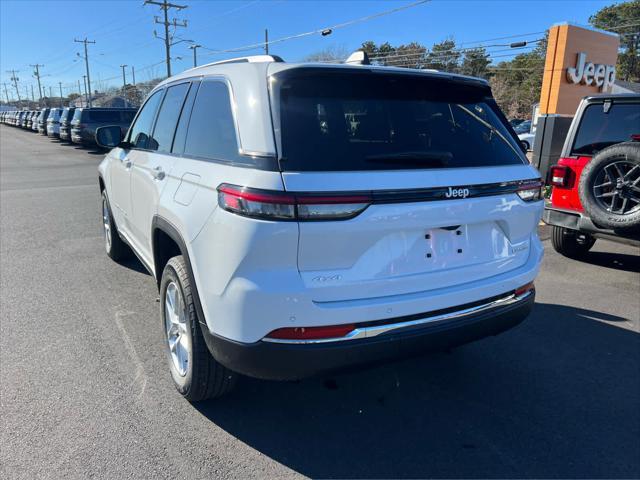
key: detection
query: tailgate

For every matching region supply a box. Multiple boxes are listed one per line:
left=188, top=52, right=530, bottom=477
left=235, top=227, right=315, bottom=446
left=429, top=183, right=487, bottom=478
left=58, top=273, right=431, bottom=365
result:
left=283, top=166, right=542, bottom=302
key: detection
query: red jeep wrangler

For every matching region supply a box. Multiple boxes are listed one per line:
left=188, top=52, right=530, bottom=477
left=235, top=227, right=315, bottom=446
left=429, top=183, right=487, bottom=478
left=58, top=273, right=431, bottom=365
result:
left=543, top=93, right=640, bottom=257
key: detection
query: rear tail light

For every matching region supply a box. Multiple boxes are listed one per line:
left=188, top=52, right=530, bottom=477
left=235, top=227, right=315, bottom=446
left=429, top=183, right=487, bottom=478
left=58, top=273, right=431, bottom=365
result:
left=266, top=324, right=356, bottom=340
left=547, top=164, right=573, bottom=188
left=217, top=184, right=372, bottom=221
left=515, top=282, right=535, bottom=296
left=516, top=180, right=543, bottom=202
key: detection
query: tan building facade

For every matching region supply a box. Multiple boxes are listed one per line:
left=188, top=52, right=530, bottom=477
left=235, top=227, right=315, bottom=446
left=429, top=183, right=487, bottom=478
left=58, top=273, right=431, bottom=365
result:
left=532, top=23, right=621, bottom=175
left=539, top=23, right=620, bottom=116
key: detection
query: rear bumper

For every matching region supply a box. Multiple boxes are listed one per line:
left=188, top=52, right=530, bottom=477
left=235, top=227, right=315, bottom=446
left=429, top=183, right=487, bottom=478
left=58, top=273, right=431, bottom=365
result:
left=70, top=130, right=93, bottom=145
left=543, top=207, right=639, bottom=245
left=204, top=290, right=535, bottom=380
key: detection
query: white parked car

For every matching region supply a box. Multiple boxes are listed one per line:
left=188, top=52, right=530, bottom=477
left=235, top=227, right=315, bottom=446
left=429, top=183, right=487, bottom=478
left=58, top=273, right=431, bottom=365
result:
left=46, top=108, right=64, bottom=137
left=97, top=54, right=544, bottom=400
left=518, top=131, right=536, bottom=151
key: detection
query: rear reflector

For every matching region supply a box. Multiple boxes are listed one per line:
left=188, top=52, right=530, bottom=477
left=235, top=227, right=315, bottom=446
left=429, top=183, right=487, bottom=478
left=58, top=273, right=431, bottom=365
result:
left=266, top=324, right=356, bottom=340
left=218, top=184, right=372, bottom=221
left=515, top=282, right=535, bottom=296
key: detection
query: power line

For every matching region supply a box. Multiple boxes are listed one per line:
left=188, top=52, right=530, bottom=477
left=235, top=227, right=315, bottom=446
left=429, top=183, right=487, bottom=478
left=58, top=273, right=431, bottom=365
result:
left=29, top=64, right=44, bottom=105
left=74, top=38, right=96, bottom=107
left=145, top=0, right=189, bottom=77
left=3, top=82, right=10, bottom=103
left=370, top=42, right=541, bottom=63
left=188, top=44, right=201, bottom=67
left=6, top=70, right=21, bottom=103
left=458, top=31, right=546, bottom=46
left=120, top=64, right=128, bottom=101
left=199, top=0, right=431, bottom=57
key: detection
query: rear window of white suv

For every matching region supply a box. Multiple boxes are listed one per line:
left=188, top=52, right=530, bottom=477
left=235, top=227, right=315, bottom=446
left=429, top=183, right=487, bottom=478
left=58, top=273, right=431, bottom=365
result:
left=271, top=68, right=525, bottom=171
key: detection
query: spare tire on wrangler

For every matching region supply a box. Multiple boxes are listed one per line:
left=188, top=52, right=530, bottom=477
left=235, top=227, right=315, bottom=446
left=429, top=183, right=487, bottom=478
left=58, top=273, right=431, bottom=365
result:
left=579, top=142, right=640, bottom=233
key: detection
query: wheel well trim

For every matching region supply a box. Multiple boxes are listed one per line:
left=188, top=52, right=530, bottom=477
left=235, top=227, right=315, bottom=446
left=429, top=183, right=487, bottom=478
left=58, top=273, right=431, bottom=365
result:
left=151, top=216, right=209, bottom=331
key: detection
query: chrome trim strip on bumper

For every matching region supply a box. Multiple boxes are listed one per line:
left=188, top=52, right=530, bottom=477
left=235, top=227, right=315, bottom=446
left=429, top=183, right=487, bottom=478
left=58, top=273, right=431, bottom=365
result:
left=263, top=290, right=534, bottom=345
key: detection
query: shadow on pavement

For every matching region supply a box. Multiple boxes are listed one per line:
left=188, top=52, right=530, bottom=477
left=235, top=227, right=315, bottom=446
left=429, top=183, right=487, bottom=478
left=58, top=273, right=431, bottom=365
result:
left=117, top=254, right=152, bottom=276
left=577, top=249, right=640, bottom=273
left=74, top=145, right=106, bottom=155
left=195, top=303, right=639, bottom=479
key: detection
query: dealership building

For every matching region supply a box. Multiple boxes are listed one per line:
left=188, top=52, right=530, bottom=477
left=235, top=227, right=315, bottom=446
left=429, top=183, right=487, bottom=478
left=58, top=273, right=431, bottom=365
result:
left=532, top=22, right=636, bottom=176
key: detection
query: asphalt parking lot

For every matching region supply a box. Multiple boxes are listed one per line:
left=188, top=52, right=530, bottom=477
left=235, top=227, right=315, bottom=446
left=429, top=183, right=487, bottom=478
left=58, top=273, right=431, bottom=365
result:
left=1, top=124, right=639, bottom=479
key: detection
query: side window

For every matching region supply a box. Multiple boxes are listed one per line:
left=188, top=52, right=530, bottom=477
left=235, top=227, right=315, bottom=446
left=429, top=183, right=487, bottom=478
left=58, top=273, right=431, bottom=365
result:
left=183, top=80, right=241, bottom=161
left=150, top=83, right=190, bottom=153
left=172, top=81, right=199, bottom=154
left=128, top=90, right=163, bottom=149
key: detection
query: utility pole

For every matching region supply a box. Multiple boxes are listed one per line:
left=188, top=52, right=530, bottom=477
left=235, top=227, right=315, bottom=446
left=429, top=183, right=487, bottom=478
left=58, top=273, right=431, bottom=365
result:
left=3, top=82, right=10, bottom=104
left=82, top=75, right=88, bottom=107
left=188, top=44, right=201, bottom=67
left=49, top=86, right=53, bottom=102
left=145, top=0, right=188, bottom=78
left=74, top=38, right=95, bottom=107
left=6, top=70, right=21, bottom=104
left=31, top=84, right=35, bottom=102
left=30, top=64, right=44, bottom=103
left=58, top=82, right=63, bottom=107
left=120, top=64, right=128, bottom=102
left=131, top=65, right=136, bottom=86
left=264, top=29, right=269, bottom=55
left=24, top=85, right=29, bottom=104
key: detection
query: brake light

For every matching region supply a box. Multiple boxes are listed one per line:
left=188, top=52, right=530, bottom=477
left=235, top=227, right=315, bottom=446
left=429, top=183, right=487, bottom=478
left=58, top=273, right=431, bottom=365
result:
left=548, top=164, right=573, bottom=188
left=217, top=184, right=372, bottom=221
left=516, top=180, right=543, bottom=202
left=266, top=324, right=356, bottom=340
left=515, top=282, right=535, bottom=296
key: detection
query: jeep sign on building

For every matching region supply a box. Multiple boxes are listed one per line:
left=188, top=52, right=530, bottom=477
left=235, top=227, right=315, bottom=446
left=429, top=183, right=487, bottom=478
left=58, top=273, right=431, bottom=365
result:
left=532, top=23, right=620, bottom=176
left=566, top=52, right=616, bottom=92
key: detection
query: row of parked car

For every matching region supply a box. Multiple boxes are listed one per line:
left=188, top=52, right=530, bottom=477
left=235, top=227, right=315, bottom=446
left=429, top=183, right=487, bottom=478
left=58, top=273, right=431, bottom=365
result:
left=1, top=107, right=138, bottom=146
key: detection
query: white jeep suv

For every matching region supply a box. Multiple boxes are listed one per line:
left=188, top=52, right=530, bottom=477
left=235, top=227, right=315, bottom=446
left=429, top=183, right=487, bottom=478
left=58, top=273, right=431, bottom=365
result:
left=97, top=54, right=544, bottom=401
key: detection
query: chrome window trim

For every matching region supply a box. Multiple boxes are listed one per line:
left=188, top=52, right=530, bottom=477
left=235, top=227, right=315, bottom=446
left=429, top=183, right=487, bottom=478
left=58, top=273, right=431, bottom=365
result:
left=263, top=289, right=533, bottom=344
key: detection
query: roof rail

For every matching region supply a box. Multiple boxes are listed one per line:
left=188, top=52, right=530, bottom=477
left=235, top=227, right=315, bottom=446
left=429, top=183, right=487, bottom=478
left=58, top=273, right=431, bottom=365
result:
left=193, top=55, right=284, bottom=70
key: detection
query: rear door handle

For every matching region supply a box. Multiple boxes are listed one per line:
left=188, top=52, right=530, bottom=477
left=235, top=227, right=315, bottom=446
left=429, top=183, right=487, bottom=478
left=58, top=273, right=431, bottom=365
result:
left=152, top=166, right=165, bottom=180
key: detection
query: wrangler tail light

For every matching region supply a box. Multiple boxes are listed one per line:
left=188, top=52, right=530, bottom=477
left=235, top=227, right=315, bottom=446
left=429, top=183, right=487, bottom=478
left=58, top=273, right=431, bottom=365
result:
left=266, top=324, right=356, bottom=340
left=217, top=184, right=372, bottom=221
left=548, top=164, right=573, bottom=188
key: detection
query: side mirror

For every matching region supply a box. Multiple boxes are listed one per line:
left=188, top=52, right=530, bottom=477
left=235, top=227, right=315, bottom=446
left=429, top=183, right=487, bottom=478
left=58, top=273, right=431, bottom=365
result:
left=96, top=125, right=123, bottom=149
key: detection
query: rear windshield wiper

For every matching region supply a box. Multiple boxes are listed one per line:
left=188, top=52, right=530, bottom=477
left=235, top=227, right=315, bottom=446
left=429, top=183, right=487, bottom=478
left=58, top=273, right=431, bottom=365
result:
left=365, top=151, right=452, bottom=166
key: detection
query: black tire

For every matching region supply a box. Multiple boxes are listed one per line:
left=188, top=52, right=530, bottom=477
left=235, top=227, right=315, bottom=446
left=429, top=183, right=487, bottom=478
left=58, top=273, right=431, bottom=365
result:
left=101, top=191, right=130, bottom=261
left=551, top=226, right=596, bottom=259
left=579, top=142, right=640, bottom=233
left=521, top=140, right=530, bottom=151
left=160, top=256, right=236, bottom=401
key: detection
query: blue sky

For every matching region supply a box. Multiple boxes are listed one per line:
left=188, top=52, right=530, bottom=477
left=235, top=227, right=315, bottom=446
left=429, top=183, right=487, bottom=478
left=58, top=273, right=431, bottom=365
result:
left=1, top=0, right=613, bottom=99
